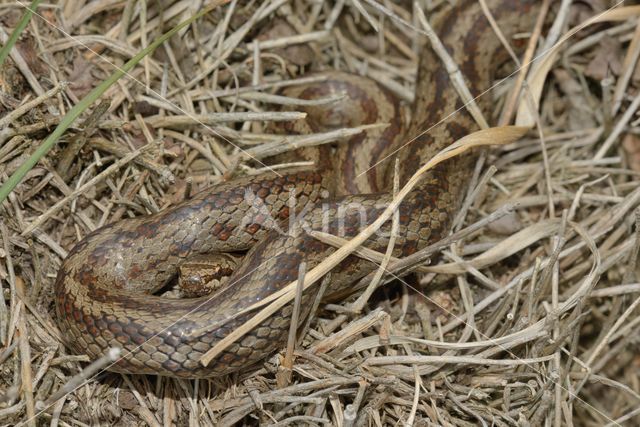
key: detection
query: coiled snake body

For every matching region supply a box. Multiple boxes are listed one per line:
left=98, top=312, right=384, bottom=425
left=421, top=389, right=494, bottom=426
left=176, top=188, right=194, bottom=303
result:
left=55, top=0, right=540, bottom=378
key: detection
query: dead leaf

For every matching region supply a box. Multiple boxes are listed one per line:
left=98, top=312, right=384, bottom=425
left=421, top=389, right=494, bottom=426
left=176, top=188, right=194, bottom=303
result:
left=167, top=177, right=188, bottom=205
left=153, top=35, right=197, bottom=80
left=17, top=38, right=47, bottom=77
left=487, top=210, right=523, bottom=235
left=116, top=390, right=138, bottom=411
left=569, top=0, right=608, bottom=26
left=585, top=36, right=622, bottom=81
left=422, top=289, right=460, bottom=324
left=554, top=68, right=597, bottom=130
left=133, top=100, right=159, bottom=117
left=257, top=19, right=314, bottom=67
left=68, top=56, right=96, bottom=98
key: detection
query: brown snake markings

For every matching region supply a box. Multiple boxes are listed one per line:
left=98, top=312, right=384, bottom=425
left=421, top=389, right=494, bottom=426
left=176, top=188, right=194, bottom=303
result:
left=55, top=0, right=541, bottom=378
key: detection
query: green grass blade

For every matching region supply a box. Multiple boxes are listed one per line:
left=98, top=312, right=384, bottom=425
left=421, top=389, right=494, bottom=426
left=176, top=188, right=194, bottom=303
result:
left=0, top=0, right=43, bottom=68
left=0, top=1, right=226, bottom=206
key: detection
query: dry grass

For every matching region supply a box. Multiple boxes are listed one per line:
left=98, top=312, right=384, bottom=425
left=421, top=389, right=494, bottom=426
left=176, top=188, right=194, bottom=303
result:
left=1, top=0, right=640, bottom=426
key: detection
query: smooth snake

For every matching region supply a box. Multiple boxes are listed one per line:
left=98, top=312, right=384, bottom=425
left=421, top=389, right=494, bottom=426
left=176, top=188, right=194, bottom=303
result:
left=55, top=0, right=541, bottom=378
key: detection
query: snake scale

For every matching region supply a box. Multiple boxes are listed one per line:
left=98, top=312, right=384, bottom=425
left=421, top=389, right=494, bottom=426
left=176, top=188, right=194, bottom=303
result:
left=55, top=0, right=541, bottom=378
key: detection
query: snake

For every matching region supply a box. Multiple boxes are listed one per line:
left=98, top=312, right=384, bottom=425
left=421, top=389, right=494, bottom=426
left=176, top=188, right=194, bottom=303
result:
left=54, top=0, right=541, bottom=378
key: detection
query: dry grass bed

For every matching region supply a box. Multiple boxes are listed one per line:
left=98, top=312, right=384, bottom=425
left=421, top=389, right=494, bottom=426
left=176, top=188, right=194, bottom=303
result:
left=1, top=0, right=640, bottom=425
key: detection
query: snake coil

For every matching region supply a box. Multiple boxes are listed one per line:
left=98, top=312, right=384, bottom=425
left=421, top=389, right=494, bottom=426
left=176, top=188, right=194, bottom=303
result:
left=55, top=0, right=541, bottom=378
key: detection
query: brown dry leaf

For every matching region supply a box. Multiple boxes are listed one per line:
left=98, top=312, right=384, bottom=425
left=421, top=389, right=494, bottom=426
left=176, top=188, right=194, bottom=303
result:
left=622, top=133, right=640, bottom=171
left=425, top=289, right=459, bottom=324
left=424, top=219, right=561, bottom=274
left=343, top=14, right=379, bottom=53
left=133, top=100, right=160, bottom=117
left=553, top=68, right=597, bottom=130
left=153, top=35, right=197, bottom=80
left=585, top=35, right=622, bottom=81
left=166, top=177, right=189, bottom=205
left=569, top=0, right=608, bottom=26
left=517, top=5, right=640, bottom=127
left=68, top=56, right=97, bottom=98
left=487, top=210, right=522, bottom=235
left=116, top=390, right=138, bottom=411
left=17, top=39, right=47, bottom=77
left=257, top=19, right=314, bottom=66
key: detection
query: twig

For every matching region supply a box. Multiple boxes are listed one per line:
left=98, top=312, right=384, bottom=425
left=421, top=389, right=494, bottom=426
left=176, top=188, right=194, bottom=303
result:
left=35, top=348, right=121, bottom=411
left=498, top=0, right=550, bottom=125
left=348, top=159, right=400, bottom=313
left=17, top=279, right=35, bottom=426
left=21, top=149, right=143, bottom=235
left=0, top=84, right=65, bottom=129
left=277, top=262, right=306, bottom=388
